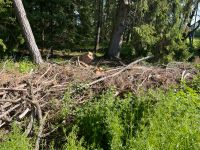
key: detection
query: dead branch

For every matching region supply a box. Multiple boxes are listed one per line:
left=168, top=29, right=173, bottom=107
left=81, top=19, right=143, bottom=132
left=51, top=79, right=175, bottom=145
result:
left=35, top=65, right=52, bottom=84
left=0, top=92, right=6, bottom=96
left=0, top=98, right=22, bottom=104
left=1, top=102, right=12, bottom=110
left=105, top=67, right=123, bottom=73
left=87, top=56, right=153, bottom=86
left=28, top=81, right=42, bottom=123
left=35, top=112, right=48, bottom=150
left=0, top=122, right=6, bottom=128
left=24, top=111, right=34, bottom=136
left=40, top=127, right=58, bottom=138
left=19, top=108, right=30, bottom=120
left=0, top=88, right=27, bottom=92
left=0, top=104, right=20, bottom=119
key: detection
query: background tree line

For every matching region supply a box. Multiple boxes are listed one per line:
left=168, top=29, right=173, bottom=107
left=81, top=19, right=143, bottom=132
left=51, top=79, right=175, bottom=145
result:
left=0, top=0, right=200, bottom=63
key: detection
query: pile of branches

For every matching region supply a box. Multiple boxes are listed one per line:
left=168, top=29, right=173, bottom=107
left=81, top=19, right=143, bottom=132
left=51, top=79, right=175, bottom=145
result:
left=0, top=57, right=198, bottom=149
left=102, top=62, right=197, bottom=94
left=0, top=63, right=97, bottom=149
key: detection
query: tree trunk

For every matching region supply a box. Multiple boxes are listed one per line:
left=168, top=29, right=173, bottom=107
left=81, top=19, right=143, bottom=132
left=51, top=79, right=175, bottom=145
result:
left=94, top=0, right=103, bottom=52
left=49, top=0, right=54, bottom=57
left=13, top=0, right=43, bottom=64
left=107, top=0, right=129, bottom=58
left=125, top=29, right=131, bottom=44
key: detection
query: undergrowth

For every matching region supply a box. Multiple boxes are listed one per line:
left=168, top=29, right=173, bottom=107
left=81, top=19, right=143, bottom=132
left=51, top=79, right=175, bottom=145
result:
left=0, top=59, right=36, bottom=73
left=0, top=123, right=32, bottom=150
left=60, top=87, right=199, bottom=150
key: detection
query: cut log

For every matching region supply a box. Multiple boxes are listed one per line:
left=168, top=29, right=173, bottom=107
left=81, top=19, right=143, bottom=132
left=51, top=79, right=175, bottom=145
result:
left=79, top=52, right=94, bottom=64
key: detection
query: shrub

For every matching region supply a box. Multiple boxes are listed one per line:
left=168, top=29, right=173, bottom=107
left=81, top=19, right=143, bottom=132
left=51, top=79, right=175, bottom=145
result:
left=66, top=90, right=161, bottom=149
left=62, top=87, right=200, bottom=150
left=63, top=126, right=86, bottom=150
left=189, top=69, right=200, bottom=93
left=132, top=87, right=200, bottom=150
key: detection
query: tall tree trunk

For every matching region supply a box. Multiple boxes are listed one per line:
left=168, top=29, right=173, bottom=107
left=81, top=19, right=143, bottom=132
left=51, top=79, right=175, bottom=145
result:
left=49, top=0, right=54, bottom=57
left=40, top=1, right=45, bottom=52
left=13, top=0, right=43, bottom=64
left=107, top=0, right=129, bottom=58
left=125, top=29, right=131, bottom=44
left=94, top=0, right=103, bottom=53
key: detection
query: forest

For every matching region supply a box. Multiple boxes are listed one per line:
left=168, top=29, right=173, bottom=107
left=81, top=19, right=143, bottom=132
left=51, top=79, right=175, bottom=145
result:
left=0, top=0, right=200, bottom=150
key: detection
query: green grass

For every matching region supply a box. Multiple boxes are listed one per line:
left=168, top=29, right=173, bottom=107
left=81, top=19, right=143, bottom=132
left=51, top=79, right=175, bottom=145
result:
left=0, top=59, right=37, bottom=73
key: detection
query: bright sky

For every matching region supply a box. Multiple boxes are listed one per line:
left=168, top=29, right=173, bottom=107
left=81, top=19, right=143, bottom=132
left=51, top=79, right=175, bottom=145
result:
left=191, top=7, right=200, bottom=25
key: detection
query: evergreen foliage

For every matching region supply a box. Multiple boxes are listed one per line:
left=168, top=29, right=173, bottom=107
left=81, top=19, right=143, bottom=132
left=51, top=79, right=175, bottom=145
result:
left=0, top=0, right=23, bottom=55
left=0, top=0, right=198, bottom=62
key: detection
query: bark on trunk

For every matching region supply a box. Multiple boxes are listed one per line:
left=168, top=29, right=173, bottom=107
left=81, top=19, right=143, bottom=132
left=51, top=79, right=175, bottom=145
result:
left=94, top=0, right=103, bottom=52
left=107, top=0, right=129, bottom=58
left=13, top=0, right=43, bottom=64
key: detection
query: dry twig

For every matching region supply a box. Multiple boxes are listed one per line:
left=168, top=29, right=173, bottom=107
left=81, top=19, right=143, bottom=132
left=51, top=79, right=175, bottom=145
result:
left=24, top=111, right=34, bottom=136
left=0, top=88, right=27, bottom=92
left=87, top=56, right=153, bottom=86
left=35, top=112, right=48, bottom=150
left=0, top=104, right=20, bottom=119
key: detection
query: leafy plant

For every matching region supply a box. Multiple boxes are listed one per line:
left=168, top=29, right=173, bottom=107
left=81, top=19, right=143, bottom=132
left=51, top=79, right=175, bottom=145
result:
left=0, top=59, right=36, bottom=73
left=63, top=126, right=86, bottom=150
left=131, top=87, right=200, bottom=150
left=18, top=59, right=36, bottom=73
left=0, top=123, right=32, bottom=150
left=60, top=86, right=200, bottom=150
left=0, top=39, right=7, bottom=52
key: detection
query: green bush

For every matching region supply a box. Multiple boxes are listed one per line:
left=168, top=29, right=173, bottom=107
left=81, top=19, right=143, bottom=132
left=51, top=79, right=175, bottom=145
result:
left=189, top=71, right=200, bottom=93
left=77, top=90, right=156, bottom=150
left=131, top=87, right=200, bottom=150
left=63, top=126, right=86, bottom=150
left=61, top=87, right=200, bottom=150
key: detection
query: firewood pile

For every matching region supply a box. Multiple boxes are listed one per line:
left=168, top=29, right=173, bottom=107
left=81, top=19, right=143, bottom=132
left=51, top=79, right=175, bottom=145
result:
left=0, top=58, right=198, bottom=146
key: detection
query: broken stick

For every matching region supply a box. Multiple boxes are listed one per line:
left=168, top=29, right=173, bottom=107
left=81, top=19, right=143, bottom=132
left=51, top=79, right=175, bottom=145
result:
left=35, top=112, right=48, bottom=150
left=87, top=56, right=153, bottom=86
left=0, top=104, right=20, bottom=119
